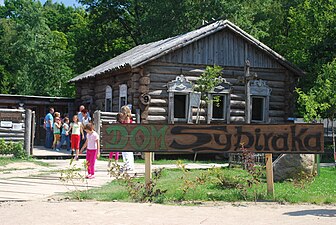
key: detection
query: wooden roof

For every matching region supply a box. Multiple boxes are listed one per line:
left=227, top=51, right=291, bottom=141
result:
left=70, top=20, right=304, bottom=82
left=0, top=94, right=74, bottom=105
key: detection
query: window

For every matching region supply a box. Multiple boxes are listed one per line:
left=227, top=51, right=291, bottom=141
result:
left=207, top=80, right=232, bottom=124
left=105, top=86, right=112, bottom=112
left=119, top=84, right=127, bottom=110
left=251, top=97, right=265, bottom=121
left=249, top=80, right=271, bottom=123
left=167, top=75, right=193, bottom=124
left=174, top=94, right=188, bottom=119
left=212, top=95, right=227, bottom=119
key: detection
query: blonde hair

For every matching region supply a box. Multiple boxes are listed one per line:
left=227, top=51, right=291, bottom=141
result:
left=120, top=105, right=131, bottom=118
left=54, top=112, right=60, bottom=117
left=116, top=112, right=124, bottom=123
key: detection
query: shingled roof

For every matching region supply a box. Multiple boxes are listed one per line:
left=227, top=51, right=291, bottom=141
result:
left=70, top=20, right=304, bottom=82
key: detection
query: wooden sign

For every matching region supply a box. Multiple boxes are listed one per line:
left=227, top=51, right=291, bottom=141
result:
left=0, top=121, right=13, bottom=128
left=100, top=124, right=324, bottom=154
left=0, top=112, right=23, bottom=122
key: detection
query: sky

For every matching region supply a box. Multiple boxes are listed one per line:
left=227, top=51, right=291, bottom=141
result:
left=41, top=0, right=81, bottom=7
left=0, top=0, right=81, bottom=7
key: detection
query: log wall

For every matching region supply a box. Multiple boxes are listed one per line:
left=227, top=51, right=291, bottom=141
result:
left=144, top=61, right=293, bottom=124
left=0, top=109, right=25, bottom=143
left=0, top=109, right=34, bottom=155
left=75, top=70, right=134, bottom=113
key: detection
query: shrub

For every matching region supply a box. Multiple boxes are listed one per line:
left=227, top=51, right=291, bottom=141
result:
left=108, top=161, right=167, bottom=203
left=0, top=139, right=26, bottom=158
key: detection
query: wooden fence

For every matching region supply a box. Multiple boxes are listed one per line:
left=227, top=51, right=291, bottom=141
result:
left=0, top=109, right=34, bottom=155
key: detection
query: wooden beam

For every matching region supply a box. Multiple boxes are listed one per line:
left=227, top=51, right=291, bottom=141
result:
left=145, top=152, right=152, bottom=187
left=24, top=109, right=32, bottom=156
left=265, top=153, right=274, bottom=196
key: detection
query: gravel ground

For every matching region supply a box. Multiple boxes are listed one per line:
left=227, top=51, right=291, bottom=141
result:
left=0, top=200, right=335, bottom=225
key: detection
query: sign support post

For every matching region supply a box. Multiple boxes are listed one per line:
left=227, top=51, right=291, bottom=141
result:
left=265, top=153, right=274, bottom=196
left=145, top=152, right=152, bottom=187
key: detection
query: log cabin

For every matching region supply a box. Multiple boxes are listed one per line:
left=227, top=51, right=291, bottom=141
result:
left=70, top=20, right=304, bottom=125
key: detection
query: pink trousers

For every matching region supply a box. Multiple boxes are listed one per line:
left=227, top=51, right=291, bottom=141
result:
left=86, top=149, right=97, bottom=175
left=109, top=152, right=119, bottom=160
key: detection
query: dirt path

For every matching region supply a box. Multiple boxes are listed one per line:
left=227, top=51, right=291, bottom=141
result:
left=0, top=159, right=228, bottom=201
left=0, top=200, right=335, bottom=225
left=0, top=160, right=335, bottom=224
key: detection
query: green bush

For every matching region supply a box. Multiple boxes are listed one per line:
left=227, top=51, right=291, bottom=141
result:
left=0, top=139, right=26, bottom=158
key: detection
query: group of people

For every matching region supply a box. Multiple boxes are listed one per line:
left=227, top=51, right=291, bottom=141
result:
left=44, top=105, right=92, bottom=159
left=43, top=105, right=134, bottom=179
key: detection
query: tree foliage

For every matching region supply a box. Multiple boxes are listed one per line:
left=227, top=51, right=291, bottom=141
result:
left=296, top=59, right=336, bottom=122
left=0, top=0, right=334, bottom=106
left=194, top=65, right=224, bottom=100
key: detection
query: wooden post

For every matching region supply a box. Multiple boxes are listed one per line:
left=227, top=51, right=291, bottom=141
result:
left=244, top=60, right=251, bottom=124
left=145, top=152, right=152, bottom=187
left=24, top=109, right=32, bottom=156
left=30, top=111, right=35, bottom=155
left=265, top=153, right=274, bottom=196
left=93, top=110, right=101, bottom=135
left=315, top=154, right=320, bottom=176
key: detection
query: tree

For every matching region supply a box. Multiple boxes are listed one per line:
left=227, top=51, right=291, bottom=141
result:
left=193, top=65, right=224, bottom=123
left=296, top=58, right=336, bottom=166
left=0, top=0, right=75, bottom=96
left=280, top=0, right=336, bottom=91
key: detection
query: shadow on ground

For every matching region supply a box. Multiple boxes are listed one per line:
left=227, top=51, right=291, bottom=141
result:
left=284, top=209, right=336, bottom=217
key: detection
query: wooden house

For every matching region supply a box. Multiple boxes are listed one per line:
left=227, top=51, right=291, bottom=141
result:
left=70, top=20, right=303, bottom=125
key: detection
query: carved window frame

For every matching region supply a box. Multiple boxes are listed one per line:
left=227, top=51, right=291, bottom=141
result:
left=207, top=79, right=232, bottom=124
left=119, top=84, right=127, bottom=110
left=249, top=80, right=271, bottom=123
left=105, top=85, right=113, bottom=112
left=167, top=75, right=193, bottom=124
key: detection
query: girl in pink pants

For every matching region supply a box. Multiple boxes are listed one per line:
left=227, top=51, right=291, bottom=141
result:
left=80, top=123, right=100, bottom=179
left=109, top=152, right=119, bottom=162
left=108, top=113, right=123, bottom=168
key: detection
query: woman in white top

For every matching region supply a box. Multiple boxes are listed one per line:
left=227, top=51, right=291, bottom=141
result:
left=120, top=105, right=135, bottom=171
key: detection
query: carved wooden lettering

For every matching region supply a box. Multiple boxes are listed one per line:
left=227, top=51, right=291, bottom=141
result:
left=100, top=124, right=324, bottom=154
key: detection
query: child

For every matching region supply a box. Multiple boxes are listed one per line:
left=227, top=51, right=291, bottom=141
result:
left=80, top=123, right=100, bottom=179
left=56, top=117, right=70, bottom=151
left=69, top=115, right=83, bottom=160
left=120, top=105, right=135, bottom=171
left=52, top=117, right=62, bottom=151
left=108, top=112, right=124, bottom=168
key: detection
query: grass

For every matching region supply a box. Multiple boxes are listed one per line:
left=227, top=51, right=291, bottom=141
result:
left=99, top=156, right=227, bottom=165
left=72, top=166, right=336, bottom=204
left=0, top=157, right=29, bottom=166
left=274, top=167, right=336, bottom=204
left=0, top=157, right=51, bottom=167
left=133, top=158, right=225, bottom=165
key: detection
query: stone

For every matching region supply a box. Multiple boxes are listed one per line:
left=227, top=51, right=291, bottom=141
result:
left=273, top=154, right=316, bottom=182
